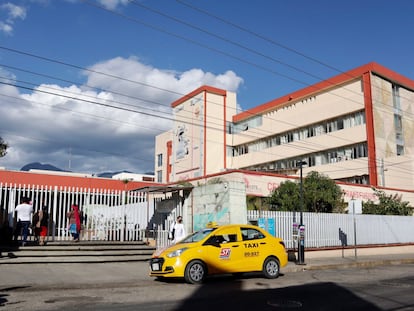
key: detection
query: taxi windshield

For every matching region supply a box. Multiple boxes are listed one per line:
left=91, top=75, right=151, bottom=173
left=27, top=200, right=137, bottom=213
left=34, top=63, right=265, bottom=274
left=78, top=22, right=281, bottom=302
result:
left=181, top=227, right=217, bottom=243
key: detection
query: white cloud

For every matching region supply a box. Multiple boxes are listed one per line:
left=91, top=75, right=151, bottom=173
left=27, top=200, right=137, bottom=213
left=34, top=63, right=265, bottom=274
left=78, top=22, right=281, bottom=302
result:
left=0, top=21, right=13, bottom=35
left=0, top=2, right=26, bottom=35
left=0, top=57, right=243, bottom=174
left=97, top=0, right=129, bottom=10
left=4, top=3, right=26, bottom=20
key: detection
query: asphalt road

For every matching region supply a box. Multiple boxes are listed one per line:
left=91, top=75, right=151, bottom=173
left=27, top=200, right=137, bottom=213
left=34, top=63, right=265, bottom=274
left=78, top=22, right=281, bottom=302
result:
left=1, top=264, right=413, bottom=310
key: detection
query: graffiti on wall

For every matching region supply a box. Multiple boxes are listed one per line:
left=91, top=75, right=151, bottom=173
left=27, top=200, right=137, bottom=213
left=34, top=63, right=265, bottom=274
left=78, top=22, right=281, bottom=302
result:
left=193, top=183, right=230, bottom=231
left=175, top=124, right=189, bottom=160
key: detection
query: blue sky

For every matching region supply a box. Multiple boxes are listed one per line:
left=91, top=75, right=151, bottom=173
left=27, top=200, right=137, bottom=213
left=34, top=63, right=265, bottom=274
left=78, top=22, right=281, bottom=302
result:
left=0, top=0, right=413, bottom=175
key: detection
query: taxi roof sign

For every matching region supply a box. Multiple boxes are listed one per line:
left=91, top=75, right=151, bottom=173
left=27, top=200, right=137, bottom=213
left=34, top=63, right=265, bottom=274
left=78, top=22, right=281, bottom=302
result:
left=206, top=221, right=218, bottom=228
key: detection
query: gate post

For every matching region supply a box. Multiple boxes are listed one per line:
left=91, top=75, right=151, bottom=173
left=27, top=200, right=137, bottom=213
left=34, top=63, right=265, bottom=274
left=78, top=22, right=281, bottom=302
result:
left=120, top=190, right=126, bottom=242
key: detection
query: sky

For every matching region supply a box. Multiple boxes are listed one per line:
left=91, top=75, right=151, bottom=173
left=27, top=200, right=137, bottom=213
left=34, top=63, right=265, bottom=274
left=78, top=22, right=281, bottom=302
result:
left=0, top=0, right=413, bottom=175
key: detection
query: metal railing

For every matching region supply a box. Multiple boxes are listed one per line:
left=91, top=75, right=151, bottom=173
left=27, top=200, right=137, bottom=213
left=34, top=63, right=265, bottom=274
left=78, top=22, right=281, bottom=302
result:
left=0, top=183, right=153, bottom=242
left=3, top=183, right=413, bottom=249
left=247, top=210, right=414, bottom=249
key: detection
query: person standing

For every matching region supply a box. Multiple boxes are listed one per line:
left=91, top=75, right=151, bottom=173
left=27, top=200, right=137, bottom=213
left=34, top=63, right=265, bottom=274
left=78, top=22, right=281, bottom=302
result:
left=67, top=204, right=81, bottom=242
left=14, top=196, right=33, bottom=246
left=32, top=209, right=41, bottom=244
left=38, top=204, right=49, bottom=246
left=170, top=216, right=186, bottom=244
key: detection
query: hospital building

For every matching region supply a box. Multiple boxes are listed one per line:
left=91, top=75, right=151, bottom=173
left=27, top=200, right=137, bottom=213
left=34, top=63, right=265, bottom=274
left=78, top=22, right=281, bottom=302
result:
left=154, top=62, right=414, bottom=203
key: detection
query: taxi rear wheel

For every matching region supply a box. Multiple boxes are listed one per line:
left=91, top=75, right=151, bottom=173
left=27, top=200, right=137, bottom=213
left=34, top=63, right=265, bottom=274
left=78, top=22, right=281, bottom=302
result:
left=263, top=257, right=280, bottom=279
left=184, top=260, right=207, bottom=284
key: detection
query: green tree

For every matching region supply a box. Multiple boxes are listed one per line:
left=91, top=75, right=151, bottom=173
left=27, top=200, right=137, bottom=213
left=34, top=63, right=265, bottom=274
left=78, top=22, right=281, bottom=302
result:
left=304, top=171, right=345, bottom=213
left=363, top=188, right=413, bottom=216
left=0, top=137, right=8, bottom=157
left=247, top=195, right=266, bottom=211
left=267, top=171, right=345, bottom=213
left=267, top=180, right=300, bottom=211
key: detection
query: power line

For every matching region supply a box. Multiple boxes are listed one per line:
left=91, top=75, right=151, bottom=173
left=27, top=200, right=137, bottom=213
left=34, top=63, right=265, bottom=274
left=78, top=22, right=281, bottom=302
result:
left=1, top=3, right=412, bottom=183
left=1, top=51, right=411, bottom=179
left=0, top=53, right=369, bottom=158
left=78, top=0, right=414, bottom=140
left=77, top=1, right=414, bottom=161
left=175, top=0, right=344, bottom=74
left=175, top=0, right=414, bottom=110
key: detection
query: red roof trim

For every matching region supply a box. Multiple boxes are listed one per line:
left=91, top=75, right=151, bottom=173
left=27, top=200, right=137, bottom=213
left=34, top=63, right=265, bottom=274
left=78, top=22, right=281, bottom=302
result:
left=0, top=170, right=158, bottom=191
left=171, top=85, right=226, bottom=108
left=233, top=62, right=414, bottom=123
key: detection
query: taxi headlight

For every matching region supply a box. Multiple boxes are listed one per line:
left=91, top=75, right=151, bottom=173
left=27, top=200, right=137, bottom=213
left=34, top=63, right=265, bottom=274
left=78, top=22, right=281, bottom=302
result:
left=167, top=247, right=188, bottom=258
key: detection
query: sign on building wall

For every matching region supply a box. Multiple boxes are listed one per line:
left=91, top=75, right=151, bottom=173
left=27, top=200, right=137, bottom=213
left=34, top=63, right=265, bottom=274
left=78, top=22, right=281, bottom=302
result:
left=238, top=172, right=413, bottom=206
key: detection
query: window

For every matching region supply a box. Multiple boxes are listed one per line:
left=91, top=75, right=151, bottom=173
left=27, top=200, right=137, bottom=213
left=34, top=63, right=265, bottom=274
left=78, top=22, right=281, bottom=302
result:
left=227, top=121, right=233, bottom=134
left=299, top=128, right=308, bottom=139
left=213, top=234, right=238, bottom=244
left=392, top=84, right=401, bottom=110
left=338, top=175, right=369, bottom=185
left=337, top=119, right=344, bottom=130
left=315, top=125, right=325, bottom=135
left=394, top=115, right=403, bottom=132
left=156, top=170, right=162, bottom=183
left=230, top=116, right=263, bottom=134
left=157, top=154, right=163, bottom=167
left=241, top=228, right=265, bottom=241
left=243, top=143, right=368, bottom=174
left=231, top=111, right=366, bottom=158
left=396, top=132, right=404, bottom=145
left=392, top=84, right=404, bottom=156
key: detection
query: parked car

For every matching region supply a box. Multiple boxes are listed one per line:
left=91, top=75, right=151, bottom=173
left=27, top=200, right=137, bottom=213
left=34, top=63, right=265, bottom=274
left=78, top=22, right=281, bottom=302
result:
left=149, top=223, right=288, bottom=284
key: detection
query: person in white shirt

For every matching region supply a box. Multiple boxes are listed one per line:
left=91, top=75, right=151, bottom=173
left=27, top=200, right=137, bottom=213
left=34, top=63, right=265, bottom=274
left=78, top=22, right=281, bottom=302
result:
left=170, top=216, right=186, bottom=244
left=14, top=196, right=33, bottom=246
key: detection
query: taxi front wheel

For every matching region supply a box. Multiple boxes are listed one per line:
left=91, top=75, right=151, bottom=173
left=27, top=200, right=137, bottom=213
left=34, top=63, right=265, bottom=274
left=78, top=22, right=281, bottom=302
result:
left=263, top=257, right=280, bottom=279
left=184, top=260, right=207, bottom=284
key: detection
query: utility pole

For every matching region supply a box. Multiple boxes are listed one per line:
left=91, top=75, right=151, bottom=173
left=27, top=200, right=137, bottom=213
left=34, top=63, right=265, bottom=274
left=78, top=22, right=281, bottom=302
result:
left=297, top=160, right=306, bottom=265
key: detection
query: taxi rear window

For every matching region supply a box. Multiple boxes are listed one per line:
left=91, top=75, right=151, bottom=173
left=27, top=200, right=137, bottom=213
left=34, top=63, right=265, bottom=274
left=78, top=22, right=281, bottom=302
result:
left=241, top=228, right=265, bottom=241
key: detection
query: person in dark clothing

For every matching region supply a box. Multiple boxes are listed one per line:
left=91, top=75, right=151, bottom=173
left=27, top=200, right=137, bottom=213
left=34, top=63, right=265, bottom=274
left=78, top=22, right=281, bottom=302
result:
left=38, top=204, right=49, bottom=246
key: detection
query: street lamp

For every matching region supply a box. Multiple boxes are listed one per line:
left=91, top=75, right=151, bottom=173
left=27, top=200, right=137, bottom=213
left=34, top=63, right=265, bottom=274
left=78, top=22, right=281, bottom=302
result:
left=297, top=160, right=307, bottom=265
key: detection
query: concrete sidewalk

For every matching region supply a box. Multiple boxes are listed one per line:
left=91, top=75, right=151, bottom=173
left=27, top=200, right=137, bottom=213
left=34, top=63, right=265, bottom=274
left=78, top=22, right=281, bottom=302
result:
left=284, top=244, right=414, bottom=272
left=0, top=245, right=413, bottom=290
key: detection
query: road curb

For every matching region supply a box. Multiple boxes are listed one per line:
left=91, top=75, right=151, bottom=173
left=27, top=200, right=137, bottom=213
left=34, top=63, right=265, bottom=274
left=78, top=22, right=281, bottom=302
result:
left=283, top=258, right=414, bottom=273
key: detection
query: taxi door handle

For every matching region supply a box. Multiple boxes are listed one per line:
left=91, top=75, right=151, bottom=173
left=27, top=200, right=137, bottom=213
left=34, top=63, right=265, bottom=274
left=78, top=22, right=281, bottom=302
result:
left=260, top=242, right=266, bottom=245
left=232, top=245, right=240, bottom=248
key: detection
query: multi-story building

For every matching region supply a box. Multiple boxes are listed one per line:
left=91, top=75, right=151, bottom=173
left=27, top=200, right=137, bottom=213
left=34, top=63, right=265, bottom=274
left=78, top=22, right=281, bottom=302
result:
left=155, top=62, right=414, bottom=196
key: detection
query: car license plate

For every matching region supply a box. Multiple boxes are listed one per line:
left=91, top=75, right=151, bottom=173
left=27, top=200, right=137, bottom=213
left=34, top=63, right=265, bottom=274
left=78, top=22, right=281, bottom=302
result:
left=152, top=263, right=160, bottom=271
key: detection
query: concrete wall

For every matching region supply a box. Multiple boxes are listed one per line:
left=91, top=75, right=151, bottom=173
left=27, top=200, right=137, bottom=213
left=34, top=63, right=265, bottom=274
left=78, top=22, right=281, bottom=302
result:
left=191, top=181, right=247, bottom=231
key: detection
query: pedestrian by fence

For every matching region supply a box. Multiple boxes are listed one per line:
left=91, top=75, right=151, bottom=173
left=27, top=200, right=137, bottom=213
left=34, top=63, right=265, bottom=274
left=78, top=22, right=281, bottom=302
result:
left=0, top=183, right=157, bottom=244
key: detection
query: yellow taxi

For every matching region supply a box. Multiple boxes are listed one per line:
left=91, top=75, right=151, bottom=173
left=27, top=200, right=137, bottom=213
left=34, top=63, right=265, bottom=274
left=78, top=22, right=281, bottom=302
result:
left=149, top=223, right=288, bottom=284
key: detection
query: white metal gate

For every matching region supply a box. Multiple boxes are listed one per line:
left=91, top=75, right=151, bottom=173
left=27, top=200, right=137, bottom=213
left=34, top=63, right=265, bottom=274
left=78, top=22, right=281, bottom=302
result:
left=0, top=183, right=154, bottom=242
